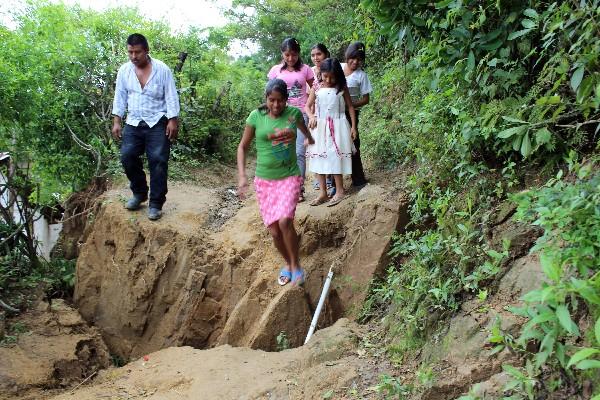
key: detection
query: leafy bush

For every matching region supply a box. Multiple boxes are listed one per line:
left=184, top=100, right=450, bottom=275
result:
left=500, top=160, right=600, bottom=397
left=0, top=3, right=264, bottom=206
left=361, top=1, right=599, bottom=163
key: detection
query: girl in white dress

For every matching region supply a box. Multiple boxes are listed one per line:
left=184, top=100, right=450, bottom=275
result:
left=305, top=58, right=357, bottom=207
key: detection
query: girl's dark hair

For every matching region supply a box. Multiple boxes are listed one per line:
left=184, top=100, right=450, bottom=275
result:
left=311, top=43, right=330, bottom=83
left=311, top=43, right=330, bottom=58
left=345, top=41, right=366, bottom=61
left=320, top=58, right=347, bottom=94
left=258, top=79, right=289, bottom=113
left=127, top=33, right=149, bottom=50
left=279, top=37, right=303, bottom=71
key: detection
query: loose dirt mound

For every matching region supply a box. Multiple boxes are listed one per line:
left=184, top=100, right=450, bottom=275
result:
left=47, top=318, right=365, bottom=400
left=74, top=179, right=409, bottom=359
left=0, top=299, right=109, bottom=400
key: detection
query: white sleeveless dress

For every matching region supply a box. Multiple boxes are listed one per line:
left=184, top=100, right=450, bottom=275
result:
left=306, top=88, right=353, bottom=175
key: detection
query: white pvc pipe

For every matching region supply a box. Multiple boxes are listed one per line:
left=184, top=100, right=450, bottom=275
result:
left=304, top=267, right=334, bottom=344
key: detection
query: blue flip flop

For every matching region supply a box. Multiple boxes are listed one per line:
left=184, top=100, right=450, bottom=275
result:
left=278, top=268, right=292, bottom=286
left=292, top=269, right=305, bottom=286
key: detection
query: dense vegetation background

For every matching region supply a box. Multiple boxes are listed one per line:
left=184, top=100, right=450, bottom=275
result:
left=1, top=0, right=599, bottom=398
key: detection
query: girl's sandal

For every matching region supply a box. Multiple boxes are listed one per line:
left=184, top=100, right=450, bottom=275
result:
left=327, top=195, right=345, bottom=207
left=278, top=268, right=292, bottom=286
left=292, top=269, right=305, bottom=286
left=310, top=197, right=328, bottom=206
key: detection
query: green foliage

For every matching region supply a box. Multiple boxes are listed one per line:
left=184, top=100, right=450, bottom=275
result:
left=364, top=161, right=509, bottom=354
left=1, top=256, right=77, bottom=308
left=361, top=1, right=598, bottom=169
left=41, top=258, right=76, bottom=298
left=485, top=161, right=600, bottom=398
left=373, top=218, right=507, bottom=354
left=223, top=0, right=363, bottom=63
left=358, top=8, right=598, bottom=396
left=110, top=354, right=127, bottom=367
left=276, top=331, right=290, bottom=351
left=0, top=321, right=28, bottom=347
left=0, top=2, right=263, bottom=205
left=374, top=374, right=412, bottom=399
left=502, top=361, right=538, bottom=400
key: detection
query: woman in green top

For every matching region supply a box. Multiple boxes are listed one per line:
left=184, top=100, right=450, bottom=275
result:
left=237, top=79, right=315, bottom=286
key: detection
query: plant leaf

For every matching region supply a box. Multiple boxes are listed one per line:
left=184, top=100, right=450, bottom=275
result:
left=502, top=116, right=529, bottom=124
left=575, top=360, right=600, bottom=370
left=502, top=364, right=525, bottom=379
left=540, top=252, right=560, bottom=281
left=520, top=131, right=532, bottom=157
left=508, top=29, right=532, bottom=40
left=567, top=348, right=600, bottom=368
left=571, top=65, right=585, bottom=92
left=480, top=39, right=503, bottom=51
left=498, top=125, right=527, bottom=139
left=512, top=135, right=523, bottom=151
left=555, top=305, right=580, bottom=336
left=523, top=9, right=538, bottom=19
left=521, top=19, right=537, bottom=29
left=435, top=0, right=453, bottom=9
left=577, top=75, right=594, bottom=103
left=467, top=50, right=475, bottom=71
left=535, top=127, right=552, bottom=145
left=595, top=317, right=600, bottom=346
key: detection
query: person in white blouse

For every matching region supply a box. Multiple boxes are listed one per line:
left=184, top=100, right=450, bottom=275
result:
left=342, top=42, right=371, bottom=188
left=112, top=33, right=180, bottom=221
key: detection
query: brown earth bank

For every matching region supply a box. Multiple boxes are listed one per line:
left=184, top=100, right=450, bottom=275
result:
left=0, top=167, right=557, bottom=400
left=73, top=177, right=409, bottom=359
left=0, top=299, right=110, bottom=400
left=1, top=170, right=408, bottom=399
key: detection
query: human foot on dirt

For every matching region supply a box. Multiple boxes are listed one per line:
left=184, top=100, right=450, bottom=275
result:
left=278, top=267, right=292, bottom=286
left=147, top=207, right=162, bottom=220
left=125, top=196, right=147, bottom=211
left=292, top=269, right=305, bottom=286
left=327, top=195, right=345, bottom=207
left=310, top=196, right=328, bottom=206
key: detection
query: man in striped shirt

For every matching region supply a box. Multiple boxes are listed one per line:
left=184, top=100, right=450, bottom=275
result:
left=112, top=33, right=180, bottom=221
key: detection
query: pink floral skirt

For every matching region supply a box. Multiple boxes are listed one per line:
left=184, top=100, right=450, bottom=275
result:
left=254, top=175, right=303, bottom=227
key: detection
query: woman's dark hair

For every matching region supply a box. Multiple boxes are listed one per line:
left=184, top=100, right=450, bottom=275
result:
left=320, top=58, right=347, bottom=94
left=258, top=79, right=289, bottom=113
left=127, top=33, right=149, bottom=51
left=311, top=43, right=330, bottom=83
left=311, top=43, right=330, bottom=58
left=345, top=41, right=366, bottom=61
left=279, top=37, right=303, bottom=71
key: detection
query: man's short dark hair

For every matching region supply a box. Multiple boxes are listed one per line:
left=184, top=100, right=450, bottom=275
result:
left=127, top=33, right=149, bottom=50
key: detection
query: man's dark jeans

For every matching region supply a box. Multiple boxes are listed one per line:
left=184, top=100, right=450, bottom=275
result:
left=120, top=117, right=170, bottom=210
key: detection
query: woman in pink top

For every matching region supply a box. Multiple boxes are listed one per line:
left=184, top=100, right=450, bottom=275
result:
left=267, top=37, right=315, bottom=202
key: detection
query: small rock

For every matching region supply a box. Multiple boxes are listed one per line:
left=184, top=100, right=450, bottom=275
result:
left=35, top=300, right=50, bottom=312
